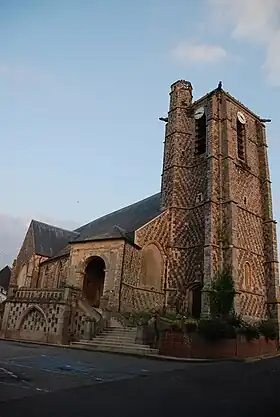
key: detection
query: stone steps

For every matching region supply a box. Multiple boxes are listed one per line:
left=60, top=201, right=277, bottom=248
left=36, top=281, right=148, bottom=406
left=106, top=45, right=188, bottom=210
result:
left=94, top=336, right=137, bottom=343
left=72, top=325, right=158, bottom=356
left=103, top=326, right=137, bottom=333
left=72, top=340, right=158, bottom=355
left=102, top=330, right=137, bottom=336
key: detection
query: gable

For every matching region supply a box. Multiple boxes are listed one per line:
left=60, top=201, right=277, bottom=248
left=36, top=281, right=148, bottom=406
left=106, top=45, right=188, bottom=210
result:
left=31, top=220, right=78, bottom=258
left=13, top=223, right=35, bottom=276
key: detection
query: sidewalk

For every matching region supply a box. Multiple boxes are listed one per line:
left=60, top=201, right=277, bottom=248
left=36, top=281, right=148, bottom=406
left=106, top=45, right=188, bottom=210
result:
left=2, top=336, right=278, bottom=363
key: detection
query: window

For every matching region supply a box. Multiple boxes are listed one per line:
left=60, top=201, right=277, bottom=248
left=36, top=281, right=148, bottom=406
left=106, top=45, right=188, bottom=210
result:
left=237, top=119, right=245, bottom=160
left=195, top=114, right=206, bottom=155
left=17, top=264, right=27, bottom=288
left=244, top=262, right=251, bottom=288
left=195, top=193, right=203, bottom=204
left=43, top=266, right=50, bottom=288
left=140, top=243, right=163, bottom=290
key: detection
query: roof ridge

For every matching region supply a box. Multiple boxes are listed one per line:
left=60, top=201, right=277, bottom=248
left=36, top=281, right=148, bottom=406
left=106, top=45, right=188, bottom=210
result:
left=31, top=219, right=79, bottom=234
left=75, top=192, right=160, bottom=232
left=193, top=88, right=261, bottom=120
left=0, top=265, right=11, bottom=273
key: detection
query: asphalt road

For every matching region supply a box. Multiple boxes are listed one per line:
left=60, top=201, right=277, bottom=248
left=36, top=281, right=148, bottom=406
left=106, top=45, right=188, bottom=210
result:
left=0, top=340, right=280, bottom=417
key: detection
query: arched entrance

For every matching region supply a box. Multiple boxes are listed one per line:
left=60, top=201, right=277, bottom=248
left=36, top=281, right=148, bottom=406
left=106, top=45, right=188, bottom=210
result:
left=187, top=284, right=202, bottom=319
left=83, top=257, right=105, bottom=308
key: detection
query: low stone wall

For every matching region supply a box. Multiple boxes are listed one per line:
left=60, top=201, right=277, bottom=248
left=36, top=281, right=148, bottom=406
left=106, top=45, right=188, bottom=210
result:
left=1, top=287, right=70, bottom=345
left=159, top=331, right=277, bottom=359
left=4, top=329, right=63, bottom=344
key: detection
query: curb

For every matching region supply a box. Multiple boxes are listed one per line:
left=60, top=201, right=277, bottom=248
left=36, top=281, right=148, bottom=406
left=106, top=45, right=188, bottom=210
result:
left=0, top=338, right=214, bottom=363
left=0, top=337, right=278, bottom=364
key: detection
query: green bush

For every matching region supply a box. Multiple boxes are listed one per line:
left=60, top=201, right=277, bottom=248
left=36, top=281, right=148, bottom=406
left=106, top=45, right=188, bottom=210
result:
left=121, top=311, right=153, bottom=326
left=209, top=270, right=235, bottom=320
left=169, top=320, right=183, bottom=332
left=258, top=320, right=278, bottom=341
left=164, top=312, right=184, bottom=321
left=158, top=316, right=183, bottom=332
left=227, top=312, right=244, bottom=328
left=198, top=319, right=236, bottom=342
left=238, top=323, right=260, bottom=341
left=183, top=319, right=198, bottom=333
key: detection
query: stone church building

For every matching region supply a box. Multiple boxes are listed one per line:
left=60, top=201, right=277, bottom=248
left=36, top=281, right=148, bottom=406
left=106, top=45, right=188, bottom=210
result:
left=1, top=79, right=279, bottom=344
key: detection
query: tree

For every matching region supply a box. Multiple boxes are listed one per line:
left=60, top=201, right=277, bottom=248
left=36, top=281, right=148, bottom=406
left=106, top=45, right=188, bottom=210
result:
left=209, top=270, right=235, bottom=320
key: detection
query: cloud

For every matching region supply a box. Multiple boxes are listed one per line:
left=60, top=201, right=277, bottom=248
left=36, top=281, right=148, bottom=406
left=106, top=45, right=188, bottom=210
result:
left=172, top=41, right=227, bottom=64
left=209, top=0, right=280, bottom=85
left=0, top=214, right=79, bottom=269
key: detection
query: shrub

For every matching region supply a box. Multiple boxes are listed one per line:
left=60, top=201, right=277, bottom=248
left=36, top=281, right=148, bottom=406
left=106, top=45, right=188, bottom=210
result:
left=183, top=319, right=198, bottom=333
left=169, top=320, right=183, bottom=332
left=121, top=311, right=153, bottom=326
left=164, top=312, right=184, bottom=321
left=198, top=319, right=236, bottom=342
left=238, top=323, right=260, bottom=341
left=258, top=320, right=278, bottom=341
left=227, top=312, right=244, bottom=328
left=158, top=316, right=183, bottom=332
left=209, top=270, right=236, bottom=320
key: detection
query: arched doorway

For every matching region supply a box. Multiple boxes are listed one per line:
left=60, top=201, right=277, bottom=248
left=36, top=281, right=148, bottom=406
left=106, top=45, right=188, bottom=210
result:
left=187, top=284, right=202, bottom=319
left=83, top=257, right=105, bottom=308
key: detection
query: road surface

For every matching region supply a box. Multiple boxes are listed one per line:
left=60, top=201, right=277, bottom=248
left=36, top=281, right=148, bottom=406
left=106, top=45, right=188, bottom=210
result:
left=0, top=340, right=279, bottom=416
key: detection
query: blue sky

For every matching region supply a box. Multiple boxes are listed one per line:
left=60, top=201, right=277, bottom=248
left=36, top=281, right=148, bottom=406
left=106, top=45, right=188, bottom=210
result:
left=1, top=0, right=280, bottom=229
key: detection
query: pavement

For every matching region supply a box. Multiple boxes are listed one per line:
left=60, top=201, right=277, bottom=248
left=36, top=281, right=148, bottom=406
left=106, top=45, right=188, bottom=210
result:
left=0, top=340, right=280, bottom=416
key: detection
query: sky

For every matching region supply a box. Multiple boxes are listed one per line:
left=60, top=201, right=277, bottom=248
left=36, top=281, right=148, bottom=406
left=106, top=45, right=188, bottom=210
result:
left=1, top=0, right=280, bottom=256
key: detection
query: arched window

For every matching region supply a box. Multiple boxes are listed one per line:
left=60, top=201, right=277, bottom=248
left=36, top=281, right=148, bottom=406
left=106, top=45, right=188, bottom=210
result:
left=237, top=119, right=245, bottom=160
left=195, top=114, right=207, bottom=155
left=244, top=262, right=251, bottom=288
left=17, top=264, right=27, bottom=288
left=56, top=260, right=64, bottom=288
left=43, top=266, right=50, bottom=288
left=140, top=244, right=163, bottom=290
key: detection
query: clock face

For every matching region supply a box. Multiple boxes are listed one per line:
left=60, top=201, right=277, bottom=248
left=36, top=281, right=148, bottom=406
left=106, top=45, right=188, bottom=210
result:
left=237, top=111, right=246, bottom=124
left=194, top=107, right=204, bottom=120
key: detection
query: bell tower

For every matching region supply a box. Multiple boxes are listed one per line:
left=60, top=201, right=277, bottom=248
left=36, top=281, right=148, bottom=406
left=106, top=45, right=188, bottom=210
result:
left=160, top=79, right=280, bottom=321
left=161, top=80, right=212, bottom=313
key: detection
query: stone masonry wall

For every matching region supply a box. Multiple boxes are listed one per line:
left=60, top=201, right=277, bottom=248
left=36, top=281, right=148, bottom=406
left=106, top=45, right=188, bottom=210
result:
left=161, top=81, right=210, bottom=312
left=9, top=224, right=48, bottom=289
left=68, top=239, right=125, bottom=311
left=158, top=81, right=279, bottom=320
left=39, top=256, right=70, bottom=289
left=220, top=94, right=278, bottom=319
left=9, top=224, right=35, bottom=287
left=0, top=288, right=67, bottom=344
left=120, top=211, right=169, bottom=312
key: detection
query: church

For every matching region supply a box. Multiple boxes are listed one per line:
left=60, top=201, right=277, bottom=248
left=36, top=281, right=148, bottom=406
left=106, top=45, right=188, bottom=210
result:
left=1, top=79, right=279, bottom=345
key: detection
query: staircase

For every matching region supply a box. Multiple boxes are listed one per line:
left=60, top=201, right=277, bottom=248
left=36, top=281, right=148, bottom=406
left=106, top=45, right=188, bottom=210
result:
left=72, top=325, right=159, bottom=356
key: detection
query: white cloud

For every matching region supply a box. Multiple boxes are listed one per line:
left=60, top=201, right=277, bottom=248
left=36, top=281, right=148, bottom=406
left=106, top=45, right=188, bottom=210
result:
left=0, top=214, right=79, bottom=269
left=209, top=0, right=280, bottom=85
left=172, top=41, right=227, bottom=63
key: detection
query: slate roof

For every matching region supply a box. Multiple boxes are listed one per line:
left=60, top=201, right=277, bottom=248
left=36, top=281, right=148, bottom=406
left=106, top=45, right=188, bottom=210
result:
left=40, top=192, right=162, bottom=262
left=0, top=266, right=11, bottom=291
left=31, top=220, right=78, bottom=258
left=74, top=193, right=161, bottom=242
